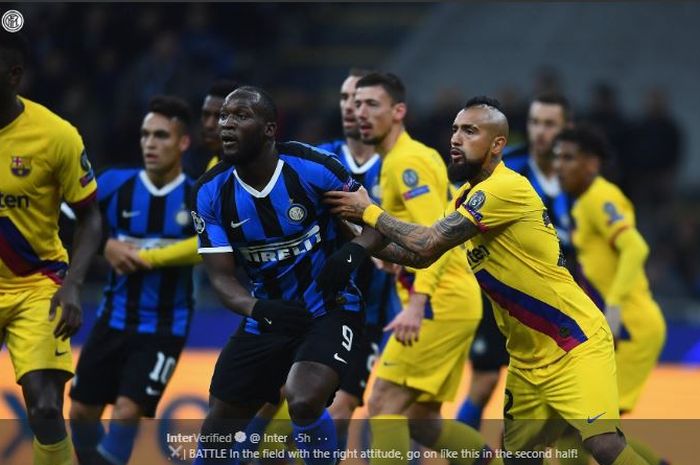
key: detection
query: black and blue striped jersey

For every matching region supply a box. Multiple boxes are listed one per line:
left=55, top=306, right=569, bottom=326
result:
left=96, top=168, right=196, bottom=337
left=317, top=140, right=400, bottom=327
left=193, top=142, right=363, bottom=334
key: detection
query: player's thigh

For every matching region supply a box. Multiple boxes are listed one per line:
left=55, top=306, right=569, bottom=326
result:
left=377, top=318, right=478, bottom=402
left=503, top=366, right=562, bottom=454
left=337, top=325, right=382, bottom=407
left=210, top=324, right=297, bottom=406
left=70, top=321, right=127, bottom=407
left=544, top=326, right=620, bottom=442
left=469, top=300, right=509, bottom=372
left=4, top=286, right=73, bottom=383
left=119, top=333, right=187, bottom=417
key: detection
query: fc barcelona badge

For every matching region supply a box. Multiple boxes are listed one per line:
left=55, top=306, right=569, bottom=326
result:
left=10, top=156, right=31, bottom=177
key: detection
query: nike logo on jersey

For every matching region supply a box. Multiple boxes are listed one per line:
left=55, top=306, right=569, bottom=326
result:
left=264, top=318, right=273, bottom=326
left=121, top=210, right=141, bottom=218
left=146, top=386, right=162, bottom=396
left=346, top=256, right=352, bottom=263
left=54, top=349, right=68, bottom=356
left=230, top=218, right=250, bottom=229
left=587, top=412, right=606, bottom=423
left=333, top=353, right=348, bottom=364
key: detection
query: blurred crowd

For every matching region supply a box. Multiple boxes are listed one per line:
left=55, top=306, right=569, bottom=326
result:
left=12, top=4, right=699, bottom=303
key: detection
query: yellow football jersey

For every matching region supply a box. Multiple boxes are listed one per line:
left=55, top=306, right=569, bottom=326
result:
left=454, top=162, right=606, bottom=368
left=381, top=131, right=480, bottom=320
left=0, top=97, right=97, bottom=290
left=571, top=176, right=653, bottom=307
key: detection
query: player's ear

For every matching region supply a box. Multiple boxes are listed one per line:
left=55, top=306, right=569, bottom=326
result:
left=179, top=134, right=191, bottom=152
left=264, top=122, right=277, bottom=138
left=392, top=102, right=407, bottom=122
left=492, top=135, right=507, bottom=155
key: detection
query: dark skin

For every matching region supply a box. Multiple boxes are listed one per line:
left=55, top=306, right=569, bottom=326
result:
left=202, top=89, right=381, bottom=426
left=2, top=45, right=102, bottom=444
left=326, top=105, right=632, bottom=465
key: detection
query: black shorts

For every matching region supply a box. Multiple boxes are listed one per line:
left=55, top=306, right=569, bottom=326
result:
left=338, top=325, right=383, bottom=403
left=70, top=319, right=186, bottom=417
left=469, top=297, right=509, bottom=372
left=210, top=310, right=364, bottom=405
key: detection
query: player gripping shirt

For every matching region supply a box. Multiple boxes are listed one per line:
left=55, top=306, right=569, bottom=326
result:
left=70, top=168, right=196, bottom=416
left=571, top=176, right=665, bottom=412
left=0, top=96, right=96, bottom=381
left=450, top=163, right=619, bottom=448
left=377, top=131, right=481, bottom=402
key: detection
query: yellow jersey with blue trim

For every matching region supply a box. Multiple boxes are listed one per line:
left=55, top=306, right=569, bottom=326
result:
left=0, top=97, right=97, bottom=290
left=453, top=162, right=606, bottom=368
left=381, top=131, right=480, bottom=320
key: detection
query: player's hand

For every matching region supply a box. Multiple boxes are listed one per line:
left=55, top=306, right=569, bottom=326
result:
left=316, top=242, right=367, bottom=293
left=372, top=257, right=402, bottom=275
left=324, top=187, right=373, bottom=222
left=605, top=304, right=622, bottom=340
left=49, top=281, right=83, bottom=340
left=104, top=239, right=152, bottom=275
left=251, top=299, right=312, bottom=335
left=384, top=294, right=426, bottom=346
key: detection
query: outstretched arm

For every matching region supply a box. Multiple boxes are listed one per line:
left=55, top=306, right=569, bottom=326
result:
left=201, top=252, right=256, bottom=316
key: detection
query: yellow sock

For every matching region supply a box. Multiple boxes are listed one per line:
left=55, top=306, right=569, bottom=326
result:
left=370, top=414, right=410, bottom=465
left=627, top=437, right=665, bottom=465
left=554, top=432, right=589, bottom=465
left=432, top=420, right=504, bottom=465
left=612, top=445, right=652, bottom=465
left=33, top=436, right=73, bottom=465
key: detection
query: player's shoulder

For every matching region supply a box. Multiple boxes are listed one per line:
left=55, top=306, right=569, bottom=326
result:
left=278, top=140, right=347, bottom=178
left=194, top=159, right=233, bottom=196
left=316, top=139, right=344, bottom=157
left=502, top=144, right=529, bottom=173
left=97, top=166, right=140, bottom=186
left=475, top=163, right=537, bottom=204
left=385, top=133, right=441, bottom=170
left=584, top=176, right=631, bottom=210
left=20, top=97, right=82, bottom=142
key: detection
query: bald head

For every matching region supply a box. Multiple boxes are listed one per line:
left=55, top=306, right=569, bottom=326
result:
left=226, top=85, right=277, bottom=123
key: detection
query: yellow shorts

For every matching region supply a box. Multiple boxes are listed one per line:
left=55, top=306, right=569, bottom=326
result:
left=504, top=325, right=620, bottom=453
left=375, top=318, right=479, bottom=402
left=0, top=286, right=73, bottom=382
left=617, top=297, right=666, bottom=412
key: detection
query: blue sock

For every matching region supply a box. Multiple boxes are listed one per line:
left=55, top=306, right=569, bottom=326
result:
left=292, top=410, right=337, bottom=465
left=456, top=397, right=483, bottom=430
left=192, top=416, right=270, bottom=465
left=97, top=421, right=139, bottom=465
left=70, top=419, right=105, bottom=451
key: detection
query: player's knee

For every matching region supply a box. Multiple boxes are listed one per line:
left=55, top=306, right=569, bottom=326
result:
left=28, top=401, right=63, bottom=422
left=583, top=432, right=626, bottom=465
left=112, top=397, right=144, bottom=421
left=287, top=396, right=324, bottom=424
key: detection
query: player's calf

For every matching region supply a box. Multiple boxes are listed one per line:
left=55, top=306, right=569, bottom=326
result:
left=584, top=432, right=649, bottom=465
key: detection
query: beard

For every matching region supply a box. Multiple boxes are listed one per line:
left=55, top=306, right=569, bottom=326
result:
left=343, top=126, right=361, bottom=140
left=447, top=147, right=491, bottom=184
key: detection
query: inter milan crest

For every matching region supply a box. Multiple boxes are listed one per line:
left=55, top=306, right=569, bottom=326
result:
left=190, top=211, right=206, bottom=234
left=467, top=191, right=486, bottom=211
left=287, top=203, right=307, bottom=223
left=402, top=169, right=419, bottom=187
left=10, top=156, right=31, bottom=177
left=175, top=209, right=191, bottom=226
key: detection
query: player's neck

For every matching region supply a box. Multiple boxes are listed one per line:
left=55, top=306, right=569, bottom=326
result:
left=0, top=95, right=24, bottom=130
left=236, top=143, right=279, bottom=190
left=345, top=137, right=375, bottom=164
left=376, top=124, right=405, bottom=157
left=146, top=165, right=182, bottom=188
left=531, top=151, right=555, bottom=178
left=574, top=175, right=597, bottom=198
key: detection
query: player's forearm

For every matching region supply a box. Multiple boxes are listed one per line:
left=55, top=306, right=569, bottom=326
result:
left=65, top=201, right=102, bottom=286
left=607, top=228, right=649, bottom=306
left=373, top=242, right=433, bottom=268
left=209, top=273, right=256, bottom=316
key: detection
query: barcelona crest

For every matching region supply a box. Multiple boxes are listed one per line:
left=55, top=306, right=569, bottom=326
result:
left=10, top=156, right=31, bottom=177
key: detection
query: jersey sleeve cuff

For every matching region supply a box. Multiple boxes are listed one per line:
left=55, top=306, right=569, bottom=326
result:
left=67, top=190, right=97, bottom=210
left=198, top=246, right=234, bottom=254
left=457, top=205, right=488, bottom=232
left=362, top=204, right=384, bottom=228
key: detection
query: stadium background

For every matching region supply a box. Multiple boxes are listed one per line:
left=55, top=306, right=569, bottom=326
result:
left=1, top=3, right=699, bottom=464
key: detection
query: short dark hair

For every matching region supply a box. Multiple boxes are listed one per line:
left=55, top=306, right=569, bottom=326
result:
left=556, top=125, right=611, bottom=160
left=148, top=95, right=192, bottom=128
left=356, top=72, right=406, bottom=104
left=348, top=67, right=374, bottom=78
left=207, top=79, right=239, bottom=99
left=0, top=31, right=29, bottom=66
left=532, top=92, right=572, bottom=121
left=233, top=85, right=277, bottom=123
left=464, top=96, right=504, bottom=113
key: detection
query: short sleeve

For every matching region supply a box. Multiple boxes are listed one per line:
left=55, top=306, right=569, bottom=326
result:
left=314, top=153, right=361, bottom=193
left=588, top=197, right=634, bottom=246
left=194, top=182, right=233, bottom=254
left=55, top=127, right=97, bottom=208
left=456, top=182, right=525, bottom=231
